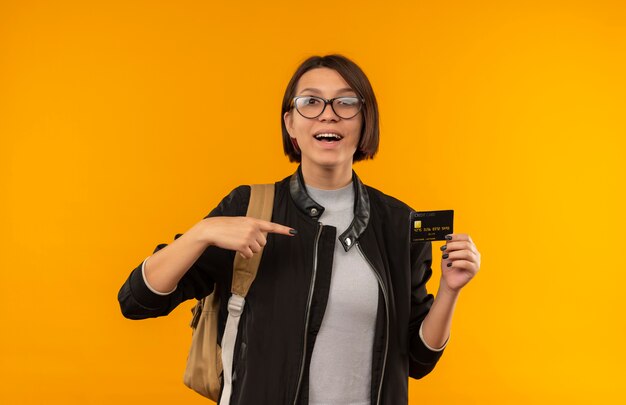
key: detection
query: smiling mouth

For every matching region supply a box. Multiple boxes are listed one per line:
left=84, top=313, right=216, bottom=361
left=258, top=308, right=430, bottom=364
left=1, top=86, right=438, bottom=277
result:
left=314, top=133, right=343, bottom=142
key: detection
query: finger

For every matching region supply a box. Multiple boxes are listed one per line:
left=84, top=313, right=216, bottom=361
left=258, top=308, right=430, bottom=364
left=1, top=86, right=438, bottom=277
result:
left=445, top=259, right=478, bottom=274
left=256, top=233, right=267, bottom=248
left=249, top=241, right=262, bottom=254
left=446, top=233, right=470, bottom=241
left=443, top=249, right=477, bottom=263
left=240, top=246, right=254, bottom=259
left=256, top=219, right=297, bottom=236
left=441, top=240, right=474, bottom=254
left=445, top=242, right=478, bottom=255
left=445, top=233, right=478, bottom=253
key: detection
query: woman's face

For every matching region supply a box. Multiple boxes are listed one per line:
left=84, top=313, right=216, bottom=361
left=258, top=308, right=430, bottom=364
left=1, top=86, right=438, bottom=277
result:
left=283, top=67, right=363, bottom=172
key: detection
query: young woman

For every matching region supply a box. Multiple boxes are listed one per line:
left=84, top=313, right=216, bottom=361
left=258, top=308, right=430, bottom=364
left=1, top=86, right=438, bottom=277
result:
left=118, top=54, right=481, bottom=405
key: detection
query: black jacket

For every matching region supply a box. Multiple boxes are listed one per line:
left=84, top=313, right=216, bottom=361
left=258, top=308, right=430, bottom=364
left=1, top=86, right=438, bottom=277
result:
left=118, top=166, right=445, bottom=405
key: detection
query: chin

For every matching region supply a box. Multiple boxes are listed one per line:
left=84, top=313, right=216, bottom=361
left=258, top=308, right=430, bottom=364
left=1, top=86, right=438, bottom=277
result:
left=301, top=150, right=356, bottom=170
left=311, top=158, right=352, bottom=170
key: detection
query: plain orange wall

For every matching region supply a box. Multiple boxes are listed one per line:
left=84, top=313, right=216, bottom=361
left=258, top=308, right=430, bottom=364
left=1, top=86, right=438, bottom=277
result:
left=1, top=0, right=625, bottom=404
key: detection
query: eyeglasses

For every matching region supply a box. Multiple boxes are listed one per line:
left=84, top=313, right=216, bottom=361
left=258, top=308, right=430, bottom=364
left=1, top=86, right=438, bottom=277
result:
left=291, top=96, right=364, bottom=119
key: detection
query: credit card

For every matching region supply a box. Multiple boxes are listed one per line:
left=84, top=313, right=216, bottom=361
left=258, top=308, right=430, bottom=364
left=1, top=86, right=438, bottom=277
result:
left=411, top=210, right=454, bottom=242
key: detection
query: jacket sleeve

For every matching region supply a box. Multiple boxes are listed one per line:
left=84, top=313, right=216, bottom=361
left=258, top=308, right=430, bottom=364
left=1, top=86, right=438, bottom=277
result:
left=407, top=239, right=446, bottom=379
left=117, top=185, right=250, bottom=320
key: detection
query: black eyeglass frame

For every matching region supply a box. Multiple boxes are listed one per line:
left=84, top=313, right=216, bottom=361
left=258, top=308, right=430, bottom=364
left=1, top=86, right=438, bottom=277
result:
left=291, top=95, right=365, bottom=119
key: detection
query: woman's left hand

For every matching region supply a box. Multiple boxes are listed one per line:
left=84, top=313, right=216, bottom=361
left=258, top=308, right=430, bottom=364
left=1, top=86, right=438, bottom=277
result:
left=440, top=233, right=481, bottom=293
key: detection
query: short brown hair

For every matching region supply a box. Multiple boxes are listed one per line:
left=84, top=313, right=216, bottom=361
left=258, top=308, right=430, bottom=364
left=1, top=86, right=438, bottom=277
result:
left=281, top=54, right=380, bottom=163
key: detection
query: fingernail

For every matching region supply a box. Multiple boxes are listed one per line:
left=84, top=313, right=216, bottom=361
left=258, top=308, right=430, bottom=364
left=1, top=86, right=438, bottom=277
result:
left=442, top=253, right=449, bottom=259
left=440, top=245, right=447, bottom=251
left=289, top=229, right=298, bottom=235
left=445, top=235, right=453, bottom=240
left=447, top=262, right=452, bottom=267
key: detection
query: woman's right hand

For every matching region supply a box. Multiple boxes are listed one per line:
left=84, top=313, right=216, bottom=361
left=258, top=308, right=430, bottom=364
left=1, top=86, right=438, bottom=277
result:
left=197, top=216, right=297, bottom=259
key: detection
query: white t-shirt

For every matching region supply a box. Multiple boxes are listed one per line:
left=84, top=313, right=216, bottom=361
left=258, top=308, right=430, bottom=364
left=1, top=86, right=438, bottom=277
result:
left=306, top=182, right=379, bottom=405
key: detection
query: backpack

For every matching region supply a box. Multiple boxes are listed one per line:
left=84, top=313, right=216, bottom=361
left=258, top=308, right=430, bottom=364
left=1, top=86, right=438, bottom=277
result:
left=183, top=184, right=275, bottom=403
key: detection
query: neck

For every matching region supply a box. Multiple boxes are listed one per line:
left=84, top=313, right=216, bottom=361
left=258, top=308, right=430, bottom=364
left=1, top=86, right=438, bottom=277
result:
left=300, top=160, right=353, bottom=190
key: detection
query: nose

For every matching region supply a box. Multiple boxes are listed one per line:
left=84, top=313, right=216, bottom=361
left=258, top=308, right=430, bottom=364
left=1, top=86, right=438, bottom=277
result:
left=318, top=100, right=340, bottom=122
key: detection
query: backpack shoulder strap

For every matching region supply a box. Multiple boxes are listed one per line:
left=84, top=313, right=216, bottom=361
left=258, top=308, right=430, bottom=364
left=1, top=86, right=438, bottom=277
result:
left=231, top=183, right=275, bottom=297
left=220, top=183, right=275, bottom=405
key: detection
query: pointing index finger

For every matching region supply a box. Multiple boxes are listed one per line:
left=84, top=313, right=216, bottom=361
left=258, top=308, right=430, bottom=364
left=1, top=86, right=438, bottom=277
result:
left=257, top=219, right=297, bottom=236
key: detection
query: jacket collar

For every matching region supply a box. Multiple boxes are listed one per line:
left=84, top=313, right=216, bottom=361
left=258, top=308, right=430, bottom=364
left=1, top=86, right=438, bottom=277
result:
left=289, top=165, right=370, bottom=252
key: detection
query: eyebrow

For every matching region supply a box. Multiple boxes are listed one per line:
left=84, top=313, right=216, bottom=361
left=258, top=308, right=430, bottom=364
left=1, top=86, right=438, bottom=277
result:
left=299, top=87, right=357, bottom=96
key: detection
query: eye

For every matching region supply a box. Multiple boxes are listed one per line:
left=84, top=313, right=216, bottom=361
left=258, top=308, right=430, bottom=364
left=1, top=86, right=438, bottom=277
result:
left=302, top=97, right=322, bottom=105
left=336, top=97, right=359, bottom=106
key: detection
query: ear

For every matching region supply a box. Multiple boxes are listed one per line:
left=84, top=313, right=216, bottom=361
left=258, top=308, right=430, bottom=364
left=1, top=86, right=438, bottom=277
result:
left=283, top=111, right=293, bottom=136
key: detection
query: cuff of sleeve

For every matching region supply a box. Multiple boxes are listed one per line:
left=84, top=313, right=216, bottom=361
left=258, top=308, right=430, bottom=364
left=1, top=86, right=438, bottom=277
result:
left=419, top=321, right=449, bottom=352
left=141, top=256, right=177, bottom=296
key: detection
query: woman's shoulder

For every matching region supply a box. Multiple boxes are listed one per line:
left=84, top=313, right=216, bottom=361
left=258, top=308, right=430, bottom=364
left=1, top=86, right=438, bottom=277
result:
left=364, top=184, right=415, bottom=213
left=213, top=175, right=290, bottom=217
left=204, top=184, right=251, bottom=218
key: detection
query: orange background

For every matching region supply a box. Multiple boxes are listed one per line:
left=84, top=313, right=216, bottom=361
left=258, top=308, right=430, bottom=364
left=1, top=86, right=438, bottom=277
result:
left=1, top=0, right=625, bottom=404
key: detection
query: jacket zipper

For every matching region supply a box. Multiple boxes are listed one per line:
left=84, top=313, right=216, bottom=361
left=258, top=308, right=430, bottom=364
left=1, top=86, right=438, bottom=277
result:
left=356, top=241, right=389, bottom=405
left=292, top=221, right=324, bottom=405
